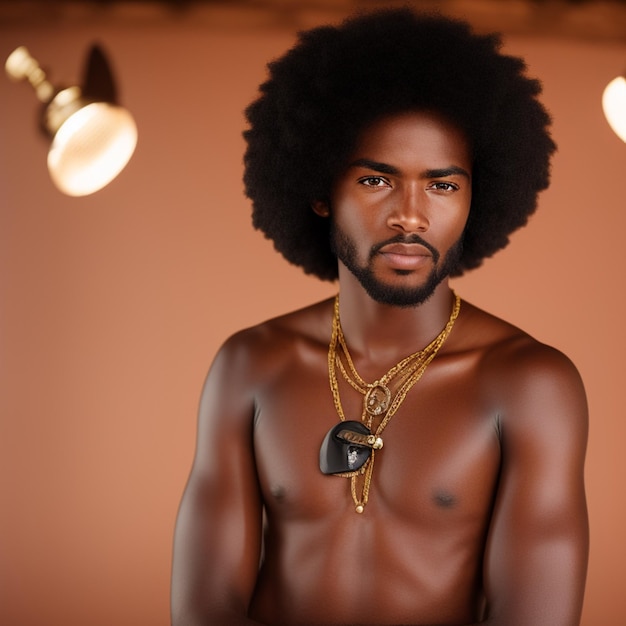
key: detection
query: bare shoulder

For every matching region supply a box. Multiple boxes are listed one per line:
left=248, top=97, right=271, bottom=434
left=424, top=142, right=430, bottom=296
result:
left=458, top=298, right=588, bottom=436
left=458, top=298, right=583, bottom=380
left=194, top=297, right=335, bottom=462
left=209, top=297, right=334, bottom=388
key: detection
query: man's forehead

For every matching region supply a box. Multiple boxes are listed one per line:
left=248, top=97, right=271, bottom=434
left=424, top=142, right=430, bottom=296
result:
left=344, top=111, right=472, bottom=174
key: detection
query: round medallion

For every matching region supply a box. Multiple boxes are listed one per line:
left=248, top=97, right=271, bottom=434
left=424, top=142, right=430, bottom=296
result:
left=364, top=383, right=391, bottom=416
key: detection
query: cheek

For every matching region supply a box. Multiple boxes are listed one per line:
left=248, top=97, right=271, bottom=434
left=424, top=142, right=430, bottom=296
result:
left=436, top=203, right=471, bottom=251
left=453, top=195, right=472, bottom=234
left=332, top=199, right=375, bottom=237
left=459, top=208, right=471, bottom=234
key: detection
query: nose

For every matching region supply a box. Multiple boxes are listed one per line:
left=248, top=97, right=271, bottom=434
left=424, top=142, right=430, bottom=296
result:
left=386, top=184, right=429, bottom=233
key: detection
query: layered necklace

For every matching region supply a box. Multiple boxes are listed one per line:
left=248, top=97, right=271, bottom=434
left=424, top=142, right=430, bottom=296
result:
left=319, top=292, right=461, bottom=513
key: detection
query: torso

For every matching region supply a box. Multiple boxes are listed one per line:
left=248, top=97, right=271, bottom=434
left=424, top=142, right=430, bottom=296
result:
left=238, top=296, right=534, bottom=625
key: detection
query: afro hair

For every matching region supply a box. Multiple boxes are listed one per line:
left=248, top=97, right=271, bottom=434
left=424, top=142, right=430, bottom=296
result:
left=243, top=8, right=556, bottom=281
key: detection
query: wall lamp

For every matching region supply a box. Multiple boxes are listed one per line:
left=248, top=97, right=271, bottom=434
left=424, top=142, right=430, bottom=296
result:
left=5, top=44, right=137, bottom=196
left=603, top=71, right=626, bottom=143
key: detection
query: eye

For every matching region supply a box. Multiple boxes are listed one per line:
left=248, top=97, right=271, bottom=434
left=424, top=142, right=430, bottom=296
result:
left=428, top=181, right=459, bottom=192
left=358, top=176, right=390, bottom=188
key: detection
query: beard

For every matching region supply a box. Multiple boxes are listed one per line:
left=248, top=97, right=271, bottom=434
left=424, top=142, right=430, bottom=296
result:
left=330, top=224, right=463, bottom=308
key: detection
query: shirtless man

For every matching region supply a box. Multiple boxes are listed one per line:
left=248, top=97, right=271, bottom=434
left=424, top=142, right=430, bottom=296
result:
left=171, top=9, right=589, bottom=625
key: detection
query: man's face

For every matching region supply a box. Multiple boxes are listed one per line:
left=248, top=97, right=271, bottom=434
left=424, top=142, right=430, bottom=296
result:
left=319, top=110, right=472, bottom=308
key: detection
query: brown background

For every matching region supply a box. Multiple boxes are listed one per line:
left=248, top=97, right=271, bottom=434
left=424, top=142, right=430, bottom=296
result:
left=1, top=1, right=625, bottom=624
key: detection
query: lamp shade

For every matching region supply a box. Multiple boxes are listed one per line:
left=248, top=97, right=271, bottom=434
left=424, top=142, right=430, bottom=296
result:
left=5, top=44, right=137, bottom=196
left=602, top=75, right=626, bottom=143
left=48, top=101, right=137, bottom=196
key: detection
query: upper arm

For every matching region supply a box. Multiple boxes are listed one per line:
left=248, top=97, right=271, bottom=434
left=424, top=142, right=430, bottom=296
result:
left=171, top=332, right=264, bottom=625
left=482, top=343, right=589, bottom=626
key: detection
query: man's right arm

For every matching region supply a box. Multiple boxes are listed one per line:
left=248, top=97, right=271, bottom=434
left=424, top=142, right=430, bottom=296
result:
left=171, top=332, right=266, bottom=625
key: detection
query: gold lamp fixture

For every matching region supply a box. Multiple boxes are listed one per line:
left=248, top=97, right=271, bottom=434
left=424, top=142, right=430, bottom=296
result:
left=603, top=71, right=626, bottom=143
left=5, top=44, right=137, bottom=196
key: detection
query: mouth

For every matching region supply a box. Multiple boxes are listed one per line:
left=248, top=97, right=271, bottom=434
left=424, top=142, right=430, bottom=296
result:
left=377, top=242, right=433, bottom=270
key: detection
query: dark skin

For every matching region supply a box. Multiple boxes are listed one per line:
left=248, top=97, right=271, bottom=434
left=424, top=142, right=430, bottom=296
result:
left=171, top=112, right=589, bottom=625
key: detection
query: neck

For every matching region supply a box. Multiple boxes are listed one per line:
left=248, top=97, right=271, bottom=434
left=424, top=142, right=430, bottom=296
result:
left=336, top=274, right=457, bottom=365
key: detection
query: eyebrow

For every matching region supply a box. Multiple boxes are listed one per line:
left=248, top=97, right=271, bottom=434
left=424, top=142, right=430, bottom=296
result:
left=348, top=158, right=400, bottom=175
left=425, top=166, right=471, bottom=180
left=348, top=158, right=470, bottom=180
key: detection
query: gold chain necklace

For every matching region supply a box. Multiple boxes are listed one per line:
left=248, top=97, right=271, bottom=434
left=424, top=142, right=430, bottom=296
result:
left=325, top=292, right=461, bottom=513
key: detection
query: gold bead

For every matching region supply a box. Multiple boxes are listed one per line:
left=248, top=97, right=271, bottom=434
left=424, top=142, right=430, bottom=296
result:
left=355, top=504, right=364, bottom=514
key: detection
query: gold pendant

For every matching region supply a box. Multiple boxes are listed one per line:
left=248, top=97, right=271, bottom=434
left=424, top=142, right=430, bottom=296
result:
left=364, top=383, right=391, bottom=416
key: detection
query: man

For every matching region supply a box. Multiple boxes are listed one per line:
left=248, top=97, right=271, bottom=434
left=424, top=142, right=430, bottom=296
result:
left=171, top=8, right=588, bottom=625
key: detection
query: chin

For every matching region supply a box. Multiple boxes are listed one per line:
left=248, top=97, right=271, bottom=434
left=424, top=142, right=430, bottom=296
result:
left=363, top=283, right=440, bottom=308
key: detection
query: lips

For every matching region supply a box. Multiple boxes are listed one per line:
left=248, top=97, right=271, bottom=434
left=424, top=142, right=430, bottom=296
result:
left=377, top=242, right=433, bottom=269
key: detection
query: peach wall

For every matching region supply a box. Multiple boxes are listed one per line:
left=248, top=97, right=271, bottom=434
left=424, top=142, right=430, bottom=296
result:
left=1, top=7, right=625, bottom=626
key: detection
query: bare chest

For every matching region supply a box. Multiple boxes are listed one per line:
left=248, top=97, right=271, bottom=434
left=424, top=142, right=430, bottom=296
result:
left=249, top=351, right=499, bottom=624
left=252, top=351, right=501, bottom=522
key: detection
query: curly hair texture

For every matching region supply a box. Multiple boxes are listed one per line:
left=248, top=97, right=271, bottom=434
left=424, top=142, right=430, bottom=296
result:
left=243, top=8, right=556, bottom=281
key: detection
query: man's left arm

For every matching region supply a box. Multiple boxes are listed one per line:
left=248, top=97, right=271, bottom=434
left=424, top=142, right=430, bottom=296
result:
left=479, top=342, right=589, bottom=626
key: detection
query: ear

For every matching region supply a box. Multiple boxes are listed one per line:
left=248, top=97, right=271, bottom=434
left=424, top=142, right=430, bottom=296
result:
left=312, top=200, right=330, bottom=218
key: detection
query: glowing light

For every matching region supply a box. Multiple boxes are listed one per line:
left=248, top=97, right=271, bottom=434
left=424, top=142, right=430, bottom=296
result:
left=47, top=103, right=137, bottom=196
left=6, top=45, right=138, bottom=196
left=602, top=75, right=626, bottom=143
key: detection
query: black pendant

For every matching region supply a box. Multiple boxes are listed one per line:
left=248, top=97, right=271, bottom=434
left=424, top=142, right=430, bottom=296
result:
left=319, top=420, right=372, bottom=475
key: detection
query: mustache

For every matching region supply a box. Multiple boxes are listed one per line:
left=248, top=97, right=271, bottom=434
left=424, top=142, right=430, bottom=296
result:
left=370, top=234, right=440, bottom=264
